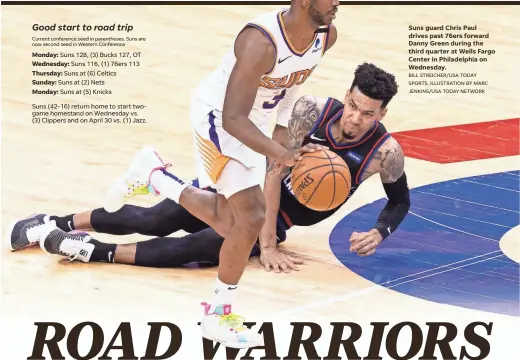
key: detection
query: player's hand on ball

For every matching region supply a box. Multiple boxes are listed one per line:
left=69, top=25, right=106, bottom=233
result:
left=349, top=230, right=383, bottom=256
left=260, top=247, right=304, bottom=273
left=280, top=144, right=329, bottom=167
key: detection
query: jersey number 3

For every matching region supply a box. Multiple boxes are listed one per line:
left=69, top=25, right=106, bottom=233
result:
left=262, top=89, right=286, bottom=109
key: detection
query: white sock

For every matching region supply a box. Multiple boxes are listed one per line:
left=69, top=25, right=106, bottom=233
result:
left=150, top=170, right=189, bottom=203
left=211, top=276, right=238, bottom=306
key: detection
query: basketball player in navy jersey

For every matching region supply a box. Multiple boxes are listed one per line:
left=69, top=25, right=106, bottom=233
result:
left=9, top=63, right=410, bottom=275
left=9, top=1, right=341, bottom=349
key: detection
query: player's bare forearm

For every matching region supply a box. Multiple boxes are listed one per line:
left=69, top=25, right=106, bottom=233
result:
left=259, top=171, right=283, bottom=249
left=259, top=125, right=289, bottom=249
left=259, top=95, right=328, bottom=245
left=223, top=116, right=287, bottom=162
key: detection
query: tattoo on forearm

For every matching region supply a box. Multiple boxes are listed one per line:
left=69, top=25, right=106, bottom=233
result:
left=267, top=158, right=289, bottom=176
left=267, top=159, right=276, bottom=173
left=287, top=95, right=321, bottom=149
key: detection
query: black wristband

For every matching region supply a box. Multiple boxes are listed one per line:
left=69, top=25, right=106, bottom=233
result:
left=375, top=225, right=391, bottom=240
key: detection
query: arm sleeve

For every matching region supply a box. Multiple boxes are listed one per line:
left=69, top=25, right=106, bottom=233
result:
left=374, top=172, right=411, bottom=240
left=275, top=86, right=300, bottom=127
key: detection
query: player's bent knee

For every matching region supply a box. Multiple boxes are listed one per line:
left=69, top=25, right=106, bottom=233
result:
left=230, top=187, right=266, bottom=237
left=243, top=208, right=266, bottom=234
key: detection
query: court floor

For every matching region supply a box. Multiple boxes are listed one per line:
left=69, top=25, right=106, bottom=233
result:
left=1, top=3, right=519, bottom=359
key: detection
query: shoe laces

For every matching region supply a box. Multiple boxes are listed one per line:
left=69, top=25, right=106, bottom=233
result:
left=218, top=314, right=247, bottom=332
left=62, top=234, right=90, bottom=260
left=123, top=162, right=171, bottom=198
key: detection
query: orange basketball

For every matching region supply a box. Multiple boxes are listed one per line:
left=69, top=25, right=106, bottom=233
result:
left=290, top=149, right=351, bottom=211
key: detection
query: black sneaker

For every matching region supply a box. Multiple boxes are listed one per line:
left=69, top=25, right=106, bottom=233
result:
left=6, top=214, right=50, bottom=251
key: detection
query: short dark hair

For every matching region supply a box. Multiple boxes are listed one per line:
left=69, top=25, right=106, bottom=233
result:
left=350, top=62, right=398, bottom=108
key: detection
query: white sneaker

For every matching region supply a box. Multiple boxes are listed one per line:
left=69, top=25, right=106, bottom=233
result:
left=6, top=214, right=50, bottom=251
left=39, top=225, right=94, bottom=262
left=200, top=302, right=264, bottom=349
left=103, top=146, right=169, bottom=213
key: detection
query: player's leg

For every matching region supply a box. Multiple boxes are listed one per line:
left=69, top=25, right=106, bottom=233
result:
left=36, top=223, right=228, bottom=268
left=196, top=157, right=267, bottom=348
left=52, top=198, right=210, bottom=236
left=152, top=111, right=267, bottom=347
left=6, top=196, right=211, bottom=252
left=103, top=147, right=235, bottom=239
left=101, top=103, right=265, bottom=347
left=102, top=102, right=250, bottom=238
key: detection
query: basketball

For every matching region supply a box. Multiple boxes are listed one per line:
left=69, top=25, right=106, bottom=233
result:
left=290, top=150, right=352, bottom=211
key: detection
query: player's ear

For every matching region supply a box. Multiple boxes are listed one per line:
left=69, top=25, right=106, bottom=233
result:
left=377, top=107, right=388, bottom=121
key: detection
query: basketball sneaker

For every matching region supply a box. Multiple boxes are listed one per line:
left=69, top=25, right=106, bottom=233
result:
left=103, top=146, right=170, bottom=213
left=39, top=225, right=95, bottom=262
left=200, top=302, right=264, bottom=349
left=6, top=214, right=51, bottom=251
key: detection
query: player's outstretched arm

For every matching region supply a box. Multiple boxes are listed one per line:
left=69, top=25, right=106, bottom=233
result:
left=221, top=27, right=289, bottom=163
left=350, top=137, right=410, bottom=256
left=259, top=124, right=303, bottom=272
left=259, top=95, right=327, bottom=248
left=259, top=124, right=289, bottom=252
left=373, top=138, right=410, bottom=238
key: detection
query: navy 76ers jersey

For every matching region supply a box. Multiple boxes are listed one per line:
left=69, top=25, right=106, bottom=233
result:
left=277, top=97, right=391, bottom=229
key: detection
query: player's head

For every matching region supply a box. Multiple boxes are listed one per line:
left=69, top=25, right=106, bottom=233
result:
left=294, top=0, right=339, bottom=26
left=340, top=62, right=399, bottom=140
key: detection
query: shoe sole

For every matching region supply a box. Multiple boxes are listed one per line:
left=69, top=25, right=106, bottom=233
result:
left=103, top=177, right=127, bottom=213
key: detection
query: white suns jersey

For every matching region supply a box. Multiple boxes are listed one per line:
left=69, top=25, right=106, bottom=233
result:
left=191, top=8, right=330, bottom=133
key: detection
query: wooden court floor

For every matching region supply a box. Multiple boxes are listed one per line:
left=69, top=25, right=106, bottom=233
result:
left=1, top=3, right=519, bottom=358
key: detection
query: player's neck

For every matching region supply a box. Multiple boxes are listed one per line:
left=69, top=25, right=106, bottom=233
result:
left=283, top=10, right=320, bottom=39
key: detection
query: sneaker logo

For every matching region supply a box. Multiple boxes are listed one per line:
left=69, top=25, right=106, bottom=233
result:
left=67, top=221, right=73, bottom=231
left=79, top=249, right=89, bottom=258
left=108, top=251, right=113, bottom=262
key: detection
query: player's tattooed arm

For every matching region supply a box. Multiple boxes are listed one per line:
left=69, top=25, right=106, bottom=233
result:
left=377, top=138, right=405, bottom=183
left=267, top=95, right=327, bottom=175
left=261, top=95, right=325, bottom=255
left=361, top=137, right=405, bottom=183
left=351, top=138, right=409, bottom=254
left=287, top=95, right=326, bottom=150
left=267, top=125, right=290, bottom=174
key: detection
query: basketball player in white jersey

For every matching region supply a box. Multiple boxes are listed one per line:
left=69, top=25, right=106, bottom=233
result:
left=102, top=0, right=339, bottom=348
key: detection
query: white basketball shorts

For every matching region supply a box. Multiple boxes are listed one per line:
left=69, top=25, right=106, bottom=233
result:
left=189, top=96, right=267, bottom=199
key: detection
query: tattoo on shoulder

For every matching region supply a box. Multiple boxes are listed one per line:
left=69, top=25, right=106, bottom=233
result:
left=377, top=141, right=405, bottom=183
left=287, top=95, right=322, bottom=149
